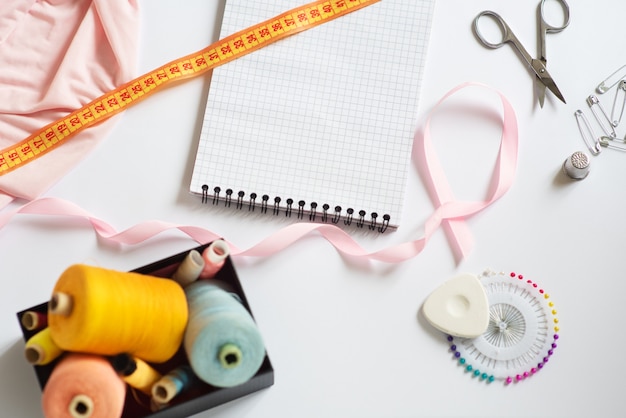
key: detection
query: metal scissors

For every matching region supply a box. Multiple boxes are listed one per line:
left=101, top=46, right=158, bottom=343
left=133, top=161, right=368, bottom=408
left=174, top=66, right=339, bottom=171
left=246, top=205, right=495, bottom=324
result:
left=473, top=0, right=570, bottom=107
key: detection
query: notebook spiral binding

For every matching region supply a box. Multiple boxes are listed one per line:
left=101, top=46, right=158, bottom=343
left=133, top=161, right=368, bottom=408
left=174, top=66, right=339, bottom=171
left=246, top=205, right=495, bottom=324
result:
left=201, top=185, right=391, bottom=233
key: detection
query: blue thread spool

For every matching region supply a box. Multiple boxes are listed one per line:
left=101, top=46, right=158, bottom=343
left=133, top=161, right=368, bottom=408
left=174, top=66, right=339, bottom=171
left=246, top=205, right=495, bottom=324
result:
left=151, top=365, right=196, bottom=404
left=184, top=281, right=265, bottom=388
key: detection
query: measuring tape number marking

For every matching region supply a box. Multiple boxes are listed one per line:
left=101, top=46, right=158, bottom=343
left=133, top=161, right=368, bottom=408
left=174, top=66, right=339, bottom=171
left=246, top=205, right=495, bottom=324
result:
left=0, top=0, right=379, bottom=176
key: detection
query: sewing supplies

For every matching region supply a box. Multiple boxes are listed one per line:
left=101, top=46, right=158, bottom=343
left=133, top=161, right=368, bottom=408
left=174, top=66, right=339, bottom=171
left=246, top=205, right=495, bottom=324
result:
left=425, top=270, right=560, bottom=385
left=611, top=80, right=626, bottom=127
left=575, top=104, right=626, bottom=153
left=171, top=249, right=205, bottom=287
left=575, top=64, right=626, bottom=154
left=184, top=281, right=266, bottom=388
left=562, top=151, right=590, bottom=180
left=48, top=264, right=188, bottom=363
left=171, top=239, right=229, bottom=286
left=151, top=366, right=197, bottom=405
left=473, top=0, right=569, bottom=107
left=18, top=244, right=273, bottom=417
left=586, top=95, right=616, bottom=138
left=41, top=353, right=127, bottom=418
left=596, top=64, right=626, bottom=94
left=24, top=327, right=63, bottom=366
left=422, top=274, right=489, bottom=338
left=597, top=136, right=626, bottom=151
left=21, top=310, right=48, bottom=331
left=0, top=0, right=378, bottom=176
left=110, top=354, right=163, bottom=395
left=576, top=114, right=626, bottom=152
left=574, top=110, right=603, bottom=155
left=199, top=239, right=230, bottom=279
left=1, top=80, right=521, bottom=265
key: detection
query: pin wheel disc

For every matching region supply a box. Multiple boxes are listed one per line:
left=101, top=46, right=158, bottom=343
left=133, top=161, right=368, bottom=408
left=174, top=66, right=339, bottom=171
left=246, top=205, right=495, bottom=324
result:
left=446, top=270, right=560, bottom=384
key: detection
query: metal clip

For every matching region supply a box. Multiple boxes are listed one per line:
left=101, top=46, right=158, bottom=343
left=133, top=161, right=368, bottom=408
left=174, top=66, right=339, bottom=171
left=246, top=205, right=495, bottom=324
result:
left=574, top=110, right=602, bottom=155
left=599, top=136, right=626, bottom=152
left=596, top=64, right=626, bottom=94
left=587, top=95, right=616, bottom=138
left=611, top=80, right=626, bottom=128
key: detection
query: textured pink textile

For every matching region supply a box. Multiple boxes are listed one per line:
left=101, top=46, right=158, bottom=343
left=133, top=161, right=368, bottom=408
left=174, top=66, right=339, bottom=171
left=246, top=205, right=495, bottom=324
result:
left=0, top=0, right=139, bottom=208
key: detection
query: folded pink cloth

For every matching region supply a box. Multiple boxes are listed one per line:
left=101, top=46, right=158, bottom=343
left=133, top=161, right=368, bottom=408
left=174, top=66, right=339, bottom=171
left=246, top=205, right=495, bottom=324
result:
left=0, top=0, right=139, bottom=208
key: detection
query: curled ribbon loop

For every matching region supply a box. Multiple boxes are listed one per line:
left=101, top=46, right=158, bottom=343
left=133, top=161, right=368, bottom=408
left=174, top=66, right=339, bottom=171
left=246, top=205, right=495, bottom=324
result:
left=417, top=82, right=519, bottom=261
left=0, top=83, right=518, bottom=263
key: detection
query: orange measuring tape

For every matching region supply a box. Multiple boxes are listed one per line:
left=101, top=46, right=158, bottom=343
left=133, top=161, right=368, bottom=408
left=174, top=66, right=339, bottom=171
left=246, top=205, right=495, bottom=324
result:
left=0, top=0, right=379, bottom=176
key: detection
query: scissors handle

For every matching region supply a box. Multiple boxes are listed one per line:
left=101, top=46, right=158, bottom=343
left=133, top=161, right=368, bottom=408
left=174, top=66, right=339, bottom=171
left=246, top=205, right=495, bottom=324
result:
left=540, top=0, right=570, bottom=34
left=472, top=11, right=516, bottom=49
left=473, top=10, right=535, bottom=69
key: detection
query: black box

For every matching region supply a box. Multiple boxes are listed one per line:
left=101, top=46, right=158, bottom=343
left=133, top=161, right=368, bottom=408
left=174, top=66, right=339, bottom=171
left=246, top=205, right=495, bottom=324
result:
left=16, top=242, right=274, bottom=417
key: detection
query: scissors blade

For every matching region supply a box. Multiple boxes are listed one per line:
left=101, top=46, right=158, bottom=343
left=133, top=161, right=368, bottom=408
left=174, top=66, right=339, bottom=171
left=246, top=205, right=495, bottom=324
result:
left=536, top=58, right=547, bottom=107
left=536, top=76, right=547, bottom=107
left=531, top=58, right=565, bottom=104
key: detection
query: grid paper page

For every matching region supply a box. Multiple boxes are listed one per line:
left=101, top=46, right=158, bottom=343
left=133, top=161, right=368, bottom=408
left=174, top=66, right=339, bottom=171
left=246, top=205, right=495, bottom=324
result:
left=190, top=0, right=435, bottom=230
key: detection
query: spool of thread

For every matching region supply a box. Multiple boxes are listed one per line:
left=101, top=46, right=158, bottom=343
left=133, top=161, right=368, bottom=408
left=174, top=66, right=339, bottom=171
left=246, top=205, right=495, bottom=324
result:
left=151, top=365, right=196, bottom=404
left=171, top=250, right=205, bottom=287
left=198, top=240, right=230, bottom=279
left=21, top=310, right=48, bottom=331
left=184, top=281, right=265, bottom=387
left=48, top=264, right=188, bottom=363
left=24, top=327, right=63, bottom=366
left=110, top=353, right=162, bottom=395
left=50, top=291, right=73, bottom=317
left=41, top=353, right=126, bottom=418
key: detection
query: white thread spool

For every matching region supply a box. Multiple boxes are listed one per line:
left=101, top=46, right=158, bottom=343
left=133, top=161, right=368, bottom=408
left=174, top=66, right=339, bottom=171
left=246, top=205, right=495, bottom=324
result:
left=172, top=250, right=205, bottom=287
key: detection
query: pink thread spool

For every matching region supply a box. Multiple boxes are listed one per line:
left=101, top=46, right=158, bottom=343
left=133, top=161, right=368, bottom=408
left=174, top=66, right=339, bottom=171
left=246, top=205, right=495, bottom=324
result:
left=199, top=240, right=230, bottom=279
left=42, top=353, right=126, bottom=418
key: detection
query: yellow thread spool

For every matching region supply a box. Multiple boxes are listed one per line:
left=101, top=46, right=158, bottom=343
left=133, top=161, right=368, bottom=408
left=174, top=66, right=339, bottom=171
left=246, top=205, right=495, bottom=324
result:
left=24, top=327, right=63, bottom=365
left=48, top=264, right=188, bottom=363
left=110, top=353, right=162, bottom=395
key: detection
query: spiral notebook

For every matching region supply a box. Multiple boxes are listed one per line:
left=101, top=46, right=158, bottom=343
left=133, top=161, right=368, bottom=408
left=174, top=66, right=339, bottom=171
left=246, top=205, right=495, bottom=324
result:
left=190, top=0, right=435, bottom=232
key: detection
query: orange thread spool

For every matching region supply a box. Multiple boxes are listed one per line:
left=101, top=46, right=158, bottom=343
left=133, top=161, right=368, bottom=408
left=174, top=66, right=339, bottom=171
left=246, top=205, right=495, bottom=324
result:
left=48, top=264, right=188, bottom=363
left=41, top=353, right=126, bottom=418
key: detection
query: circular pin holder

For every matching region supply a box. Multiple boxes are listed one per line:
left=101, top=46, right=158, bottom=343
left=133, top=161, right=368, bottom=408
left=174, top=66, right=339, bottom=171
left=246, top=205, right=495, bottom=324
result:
left=446, top=270, right=560, bottom=385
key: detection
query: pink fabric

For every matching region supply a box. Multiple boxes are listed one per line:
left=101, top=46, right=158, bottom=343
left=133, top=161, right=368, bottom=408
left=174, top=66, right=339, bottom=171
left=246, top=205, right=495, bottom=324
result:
left=0, top=0, right=139, bottom=208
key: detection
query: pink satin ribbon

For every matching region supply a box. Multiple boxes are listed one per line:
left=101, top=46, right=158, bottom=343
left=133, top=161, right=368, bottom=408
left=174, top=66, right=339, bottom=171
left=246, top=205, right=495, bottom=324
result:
left=0, top=83, right=518, bottom=263
left=417, top=82, right=519, bottom=261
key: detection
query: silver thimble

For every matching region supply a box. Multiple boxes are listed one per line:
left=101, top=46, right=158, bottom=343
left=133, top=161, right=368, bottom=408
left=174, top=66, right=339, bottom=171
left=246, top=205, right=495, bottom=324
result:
left=562, top=151, right=590, bottom=180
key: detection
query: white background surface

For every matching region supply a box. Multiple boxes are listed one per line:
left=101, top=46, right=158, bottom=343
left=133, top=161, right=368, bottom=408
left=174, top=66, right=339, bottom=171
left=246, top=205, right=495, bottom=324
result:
left=1, top=1, right=624, bottom=417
